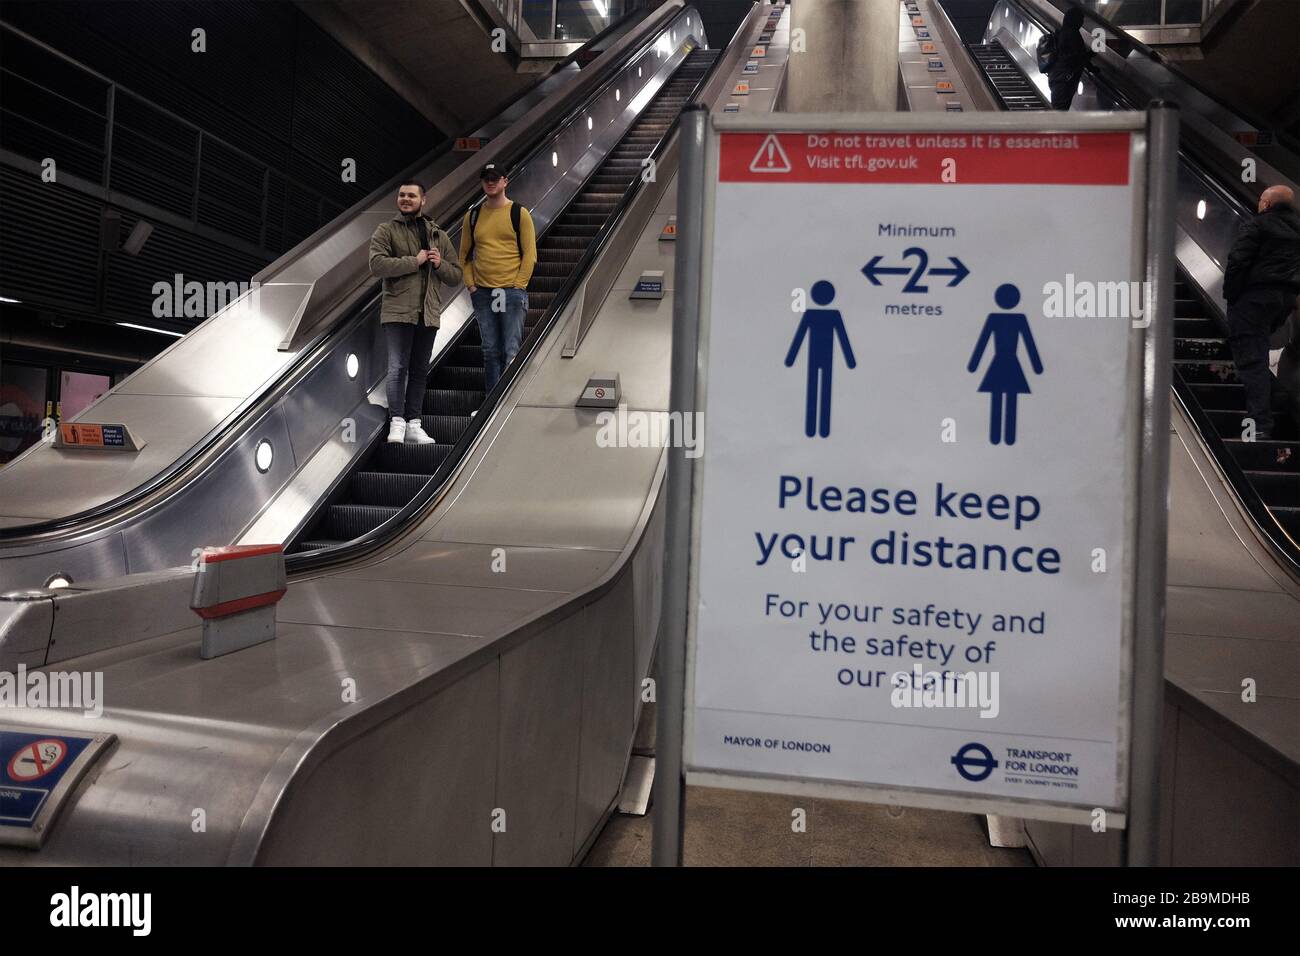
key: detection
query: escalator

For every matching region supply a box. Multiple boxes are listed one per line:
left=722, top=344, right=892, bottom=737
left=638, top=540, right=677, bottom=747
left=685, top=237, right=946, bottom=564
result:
left=290, top=47, right=721, bottom=552
left=967, top=41, right=1048, bottom=111
left=961, top=15, right=1300, bottom=555
left=0, top=3, right=715, bottom=592
left=1172, top=273, right=1300, bottom=540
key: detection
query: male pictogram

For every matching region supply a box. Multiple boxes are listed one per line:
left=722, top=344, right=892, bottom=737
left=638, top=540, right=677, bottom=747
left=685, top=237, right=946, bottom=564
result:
left=785, top=280, right=856, bottom=438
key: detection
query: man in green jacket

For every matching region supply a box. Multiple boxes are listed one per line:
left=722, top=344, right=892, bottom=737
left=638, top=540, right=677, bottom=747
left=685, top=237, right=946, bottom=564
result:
left=369, top=180, right=463, bottom=443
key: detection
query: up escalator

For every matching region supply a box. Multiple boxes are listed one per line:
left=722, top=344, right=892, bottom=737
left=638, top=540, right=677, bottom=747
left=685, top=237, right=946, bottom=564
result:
left=290, top=47, right=720, bottom=553
left=967, top=41, right=1048, bottom=111
left=1172, top=273, right=1300, bottom=541
left=963, top=22, right=1299, bottom=553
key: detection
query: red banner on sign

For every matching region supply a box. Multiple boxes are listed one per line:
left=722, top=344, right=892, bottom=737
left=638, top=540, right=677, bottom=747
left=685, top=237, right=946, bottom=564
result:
left=719, top=131, right=1131, bottom=185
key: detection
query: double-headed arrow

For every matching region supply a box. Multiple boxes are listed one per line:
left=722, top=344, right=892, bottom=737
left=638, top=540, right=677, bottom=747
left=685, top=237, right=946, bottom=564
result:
left=860, top=254, right=969, bottom=288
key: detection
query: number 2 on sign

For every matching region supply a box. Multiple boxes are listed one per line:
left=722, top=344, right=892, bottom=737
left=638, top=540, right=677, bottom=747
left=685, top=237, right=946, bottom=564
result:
left=901, top=247, right=929, bottom=294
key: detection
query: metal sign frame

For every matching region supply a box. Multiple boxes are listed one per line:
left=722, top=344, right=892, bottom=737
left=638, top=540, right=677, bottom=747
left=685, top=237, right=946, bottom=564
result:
left=654, top=105, right=1177, bottom=866
left=0, top=726, right=116, bottom=850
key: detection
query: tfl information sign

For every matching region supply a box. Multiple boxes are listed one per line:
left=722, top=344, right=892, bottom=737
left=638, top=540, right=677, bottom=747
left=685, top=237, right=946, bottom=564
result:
left=679, top=113, right=1168, bottom=825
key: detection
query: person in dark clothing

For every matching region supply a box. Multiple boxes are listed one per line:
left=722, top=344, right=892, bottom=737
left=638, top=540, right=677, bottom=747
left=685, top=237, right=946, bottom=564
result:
left=1046, top=6, right=1093, bottom=111
left=1223, top=184, right=1300, bottom=439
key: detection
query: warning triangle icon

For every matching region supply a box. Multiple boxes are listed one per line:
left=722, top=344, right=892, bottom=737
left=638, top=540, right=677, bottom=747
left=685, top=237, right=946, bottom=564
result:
left=749, top=133, right=792, bottom=173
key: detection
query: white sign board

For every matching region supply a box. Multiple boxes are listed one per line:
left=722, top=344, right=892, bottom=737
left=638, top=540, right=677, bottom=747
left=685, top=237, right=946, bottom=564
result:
left=684, top=117, right=1152, bottom=823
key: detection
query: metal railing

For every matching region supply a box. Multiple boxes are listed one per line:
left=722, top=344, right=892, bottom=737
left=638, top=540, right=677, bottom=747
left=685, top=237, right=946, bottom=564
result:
left=0, top=22, right=352, bottom=261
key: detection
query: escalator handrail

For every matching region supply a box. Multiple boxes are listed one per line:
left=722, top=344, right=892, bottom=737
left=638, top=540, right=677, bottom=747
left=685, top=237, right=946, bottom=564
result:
left=286, top=35, right=722, bottom=573
left=0, top=9, right=688, bottom=546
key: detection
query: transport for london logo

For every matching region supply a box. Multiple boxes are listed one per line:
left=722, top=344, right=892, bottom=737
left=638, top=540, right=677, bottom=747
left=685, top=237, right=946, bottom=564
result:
left=950, top=742, right=998, bottom=782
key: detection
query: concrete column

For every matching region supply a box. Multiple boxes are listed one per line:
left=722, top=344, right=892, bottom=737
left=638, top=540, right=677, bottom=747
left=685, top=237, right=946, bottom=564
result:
left=783, top=0, right=899, bottom=112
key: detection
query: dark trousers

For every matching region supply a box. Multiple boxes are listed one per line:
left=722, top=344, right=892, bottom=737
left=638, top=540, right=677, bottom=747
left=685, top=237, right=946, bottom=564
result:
left=1048, top=70, right=1082, bottom=110
left=384, top=320, right=438, bottom=421
left=1226, top=286, right=1292, bottom=437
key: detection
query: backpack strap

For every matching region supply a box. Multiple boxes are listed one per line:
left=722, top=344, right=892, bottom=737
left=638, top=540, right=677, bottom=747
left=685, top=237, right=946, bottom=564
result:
left=467, top=202, right=525, bottom=262
left=467, top=206, right=482, bottom=261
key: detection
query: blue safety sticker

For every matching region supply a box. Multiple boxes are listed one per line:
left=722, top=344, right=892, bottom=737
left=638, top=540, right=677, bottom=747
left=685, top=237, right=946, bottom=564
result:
left=0, top=732, right=93, bottom=827
left=99, top=424, right=126, bottom=446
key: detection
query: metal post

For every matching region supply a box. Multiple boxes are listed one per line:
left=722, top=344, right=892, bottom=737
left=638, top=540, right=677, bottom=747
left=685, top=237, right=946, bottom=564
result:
left=1126, top=101, right=1178, bottom=867
left=651, top=104, right=708, bottom=868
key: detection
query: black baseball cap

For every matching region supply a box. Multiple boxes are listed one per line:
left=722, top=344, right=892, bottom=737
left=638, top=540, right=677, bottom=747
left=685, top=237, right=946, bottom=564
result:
left=479, top=163, right=505, bottom=180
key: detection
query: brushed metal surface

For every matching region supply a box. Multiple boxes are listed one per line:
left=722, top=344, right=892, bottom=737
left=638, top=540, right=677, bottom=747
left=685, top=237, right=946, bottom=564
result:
left=420, top=405, right=662, bottom=551
left=332, top=540, right=621, bottom=592
left=0, top=394, right=242, bottom=523
left=255, top=659, right=500, bottom=865
left=277, top=575, right=568, bottom=638
left=494, top=618, right=584, bottom=865
left=574, top=574, right=637, bottom=856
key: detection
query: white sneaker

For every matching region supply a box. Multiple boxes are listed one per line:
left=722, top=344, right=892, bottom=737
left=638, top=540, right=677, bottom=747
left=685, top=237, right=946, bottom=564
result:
left=405, top=418, right=436, bottom=445
left=387, top=417, right=407, bottom=443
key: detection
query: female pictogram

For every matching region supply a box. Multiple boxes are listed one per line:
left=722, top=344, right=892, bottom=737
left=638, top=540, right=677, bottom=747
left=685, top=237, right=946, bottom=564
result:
left=967, top=283, right=1044, bottom=446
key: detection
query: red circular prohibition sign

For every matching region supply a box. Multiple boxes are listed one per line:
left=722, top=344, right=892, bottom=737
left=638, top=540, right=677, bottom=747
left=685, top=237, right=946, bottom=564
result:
left=6, top=738, right=68, bottom=782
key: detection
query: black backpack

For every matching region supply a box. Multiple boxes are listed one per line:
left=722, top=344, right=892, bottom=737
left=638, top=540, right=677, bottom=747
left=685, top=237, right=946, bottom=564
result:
left=466, top=201, right=524, bottom=261
left=1036, top=31, right=1059, bottom=73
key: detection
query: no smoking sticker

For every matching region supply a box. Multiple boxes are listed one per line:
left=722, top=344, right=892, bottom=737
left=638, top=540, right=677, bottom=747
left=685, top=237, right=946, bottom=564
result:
left=7, top=738, right=68, bottom=781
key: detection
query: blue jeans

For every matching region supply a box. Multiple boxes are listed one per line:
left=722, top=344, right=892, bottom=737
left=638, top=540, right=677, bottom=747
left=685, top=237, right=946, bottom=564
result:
left=384, top=320, right=439, bottom=420
left=472, top=287, right=528, bottom=392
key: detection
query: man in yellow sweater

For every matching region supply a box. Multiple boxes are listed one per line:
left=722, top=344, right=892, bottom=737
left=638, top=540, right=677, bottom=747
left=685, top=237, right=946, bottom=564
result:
left=459, top=163, right=538, bottom=392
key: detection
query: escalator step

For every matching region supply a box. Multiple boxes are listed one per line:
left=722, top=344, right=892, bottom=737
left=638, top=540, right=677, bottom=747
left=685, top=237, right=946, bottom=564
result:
left=431, top=365, right=485, bottom=390
left=1207, top=409, right=1258, bottom=436
left=1174, top=299, right=1210, bottom=319
left=558, top=213, right=610, bottom=226
left=377, top=441, right=453, bottom=474
left=416, top=413, right=471, bottom=443
left=1242, top=471, right=1300, bottom=507
left=541, top=252, right=586, bottom=266
left=450, top=344, right=483, bottom=366
left=1174, top=316, right=1220, bottom=337
left=294, top=540, right=344, bottom=553
left=1174, top=337, right=1232, bottom=361
left=550, top=224, right=606, bottom=237
left=1189, top=382, right=1244, bottom=409
left=1222, top=439, right=1300, bottom=472
left=351, top=471, right=428, bottom=507
left=326, top=503, right=401, bottom=539
left=425, top=387, right=484, bottom=416
left=1174, top=360, right=1238, bottom=384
